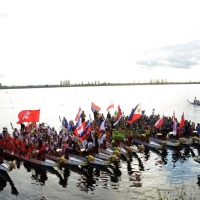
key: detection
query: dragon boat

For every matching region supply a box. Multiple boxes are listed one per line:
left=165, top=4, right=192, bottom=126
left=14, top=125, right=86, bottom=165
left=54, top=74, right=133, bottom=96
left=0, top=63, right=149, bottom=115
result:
left=149, top=137, right=181, bottom=147
left=69, top=154, right=118, bottom=166
left=166, top=136, right=200, bottom=147
left=45, top=153, right=88, bottom=167
left=3, top=149, right=55, bottom=168
left=0, top=162, right=9, bottom=172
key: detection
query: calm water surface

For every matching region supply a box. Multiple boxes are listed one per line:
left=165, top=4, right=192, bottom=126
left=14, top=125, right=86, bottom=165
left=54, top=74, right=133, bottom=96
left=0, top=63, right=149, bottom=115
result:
left=1, top=84, right=200, bottom=200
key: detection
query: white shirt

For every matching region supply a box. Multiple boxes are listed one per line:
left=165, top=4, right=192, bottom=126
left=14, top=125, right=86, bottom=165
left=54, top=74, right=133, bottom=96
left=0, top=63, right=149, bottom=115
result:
left=87, top=142, right=93, bottom=150
left=99, top=133, right=106, bottom=145
left=82, top=139, right=87, bottom=148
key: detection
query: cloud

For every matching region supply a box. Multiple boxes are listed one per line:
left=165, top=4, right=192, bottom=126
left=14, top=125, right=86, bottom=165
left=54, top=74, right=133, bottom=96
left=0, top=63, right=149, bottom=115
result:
left=0, top=74, right=6, bottom=78
left=137, top=40, right=200, bottom=69
left=0, top=12, right=8, bottom=18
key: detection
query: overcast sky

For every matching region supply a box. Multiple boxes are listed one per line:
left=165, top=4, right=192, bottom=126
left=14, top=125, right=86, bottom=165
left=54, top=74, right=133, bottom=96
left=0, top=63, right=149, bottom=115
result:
left=0, top=0, right=200, bottom=86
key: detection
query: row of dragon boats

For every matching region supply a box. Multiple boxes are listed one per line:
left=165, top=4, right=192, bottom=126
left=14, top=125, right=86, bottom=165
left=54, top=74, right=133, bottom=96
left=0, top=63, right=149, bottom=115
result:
left=1, top=133, right=200, bottom=173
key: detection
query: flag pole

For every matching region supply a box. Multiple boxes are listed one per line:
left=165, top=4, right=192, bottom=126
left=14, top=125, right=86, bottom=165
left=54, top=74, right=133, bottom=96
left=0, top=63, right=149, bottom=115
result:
left=59, top=116, right=61, bottom=123
left=10, top=122, right=14, bottom=130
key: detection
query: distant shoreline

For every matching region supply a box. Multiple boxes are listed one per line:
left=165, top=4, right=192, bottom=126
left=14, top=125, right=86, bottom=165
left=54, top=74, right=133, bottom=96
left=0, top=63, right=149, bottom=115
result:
left=0, top=82, right=199, bottom=89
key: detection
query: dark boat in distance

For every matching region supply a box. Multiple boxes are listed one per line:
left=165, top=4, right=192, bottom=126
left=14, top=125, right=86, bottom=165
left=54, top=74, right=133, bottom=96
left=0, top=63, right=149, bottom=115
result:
left=187, top=99, right=200, bottom=106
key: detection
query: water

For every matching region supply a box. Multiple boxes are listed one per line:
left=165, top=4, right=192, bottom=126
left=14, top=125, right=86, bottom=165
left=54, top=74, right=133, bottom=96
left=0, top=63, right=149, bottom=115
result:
left=1, top=84, right=200, bottom=200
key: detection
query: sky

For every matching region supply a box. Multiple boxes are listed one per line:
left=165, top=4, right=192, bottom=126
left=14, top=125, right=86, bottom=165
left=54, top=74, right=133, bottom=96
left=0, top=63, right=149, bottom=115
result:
left=0, top=0, right=200, bottom=86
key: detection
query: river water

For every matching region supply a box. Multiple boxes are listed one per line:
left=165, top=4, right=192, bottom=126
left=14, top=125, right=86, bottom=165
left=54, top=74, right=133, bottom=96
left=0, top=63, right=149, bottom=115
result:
left=1, top=84, right=200, bottom=200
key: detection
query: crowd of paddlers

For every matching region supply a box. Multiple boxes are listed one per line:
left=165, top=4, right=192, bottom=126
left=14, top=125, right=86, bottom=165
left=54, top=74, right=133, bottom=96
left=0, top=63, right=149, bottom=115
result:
left=0, top=110, right=199, bottom=162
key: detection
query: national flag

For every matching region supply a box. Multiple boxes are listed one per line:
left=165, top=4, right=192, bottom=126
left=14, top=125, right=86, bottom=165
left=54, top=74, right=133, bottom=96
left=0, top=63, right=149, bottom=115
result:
left=154, top=115, right=164, bottom=128
left=113, top=115, right=123, bottom=126
left=85, top=121, right=93, bottom=134
left=17, top=110, right=40, bottom=124
left=179, top=113, right=185, bottom=133
left=100, top=119, right=106, bottom=130
left=91, top=102, right=101, bottom=112
left=78, top=121, right=93, bottom=141
left=74, top=122, right=86, bottom=137
left=127, top=104, right=142, bottom=124
left=106, top=101, right=114, bottom=111
left=75, top=108, right=82, bottom=124
left=116, top=105, right=122, bottom=121
left=173, top=111, right=177, bottom=136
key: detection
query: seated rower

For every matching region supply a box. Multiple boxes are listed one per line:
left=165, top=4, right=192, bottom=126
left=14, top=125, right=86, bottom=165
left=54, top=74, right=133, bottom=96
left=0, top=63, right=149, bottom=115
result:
left=73, top=141, right=81, bottom=155
left=22, top=145, right=31, bottom=157
left=98, top=130, right=106, bottom=148
left=48, top=140, right=56, bottom=155
left=56, top=140, right=68, bottom=157
left=36, top=139, right=46, bottom=161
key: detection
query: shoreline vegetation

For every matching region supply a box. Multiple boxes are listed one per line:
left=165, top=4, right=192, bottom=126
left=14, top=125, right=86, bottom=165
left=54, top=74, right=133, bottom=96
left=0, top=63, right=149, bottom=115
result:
left=0, top=81, right=199, bottom=89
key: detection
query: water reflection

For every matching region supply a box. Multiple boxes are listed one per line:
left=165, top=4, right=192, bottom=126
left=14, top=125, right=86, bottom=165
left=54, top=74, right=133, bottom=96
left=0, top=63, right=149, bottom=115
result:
left=23, top=162, right=70, bottom=188
left=0, top=171, right=18, bottom=195
left=1, top=145, right=200, bottom=199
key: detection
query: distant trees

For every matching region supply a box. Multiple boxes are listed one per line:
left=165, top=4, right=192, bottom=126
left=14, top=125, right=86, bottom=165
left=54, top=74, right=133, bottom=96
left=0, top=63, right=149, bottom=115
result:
left=60, top=80, right=70, bottom=86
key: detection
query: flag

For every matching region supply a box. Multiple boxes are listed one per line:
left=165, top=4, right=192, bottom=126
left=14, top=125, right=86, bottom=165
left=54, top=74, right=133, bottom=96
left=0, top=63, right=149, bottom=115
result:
left=154, top=115, right=164, bottom=128
left=91, top=102, right=101, bottom=112
left=173, top=111, right=177, bottom=136
left=113, top=115, right=123, bottom=126
left=75, top=108, right=82, bottom=124
left=17, top=110, right=40, bottom=124
left=74, top=122, right=86, bottom=137
left=106, top=101, right=114, bottom=111
left=79, top=121, right=93, bottom=141
left=179, top=113, right=185, bottom=132
left=100, top=119, right=106, bottom=130
left=116, top=105, right=122, bottom=121
left=85, top=121, right=92, bottom=134
left=127, top=104, right=142, bottom=124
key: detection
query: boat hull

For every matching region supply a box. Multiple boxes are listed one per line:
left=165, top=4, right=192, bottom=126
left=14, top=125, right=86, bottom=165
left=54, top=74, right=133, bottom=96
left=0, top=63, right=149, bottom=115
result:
left=3, top=149, right=55, bottom=167
left=0, top=162, right=9, bottom=172
left=45, top=154, right=88, bottom=166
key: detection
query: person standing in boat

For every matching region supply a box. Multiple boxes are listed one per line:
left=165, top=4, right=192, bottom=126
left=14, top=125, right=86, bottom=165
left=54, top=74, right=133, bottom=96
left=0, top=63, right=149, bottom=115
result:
left=62, top=117, right=68, bottom=128
left=13, top=128, right=19, bottom=139
left=2, top=127, right=8, bottom=139
left=152, top=109, right=155, bottom=116
left=194, top=97, right=197, bottom=103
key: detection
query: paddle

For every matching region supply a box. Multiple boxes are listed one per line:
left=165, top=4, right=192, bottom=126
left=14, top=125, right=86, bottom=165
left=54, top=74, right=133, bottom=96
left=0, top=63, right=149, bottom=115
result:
left=10, top=122, right=14, bottom=130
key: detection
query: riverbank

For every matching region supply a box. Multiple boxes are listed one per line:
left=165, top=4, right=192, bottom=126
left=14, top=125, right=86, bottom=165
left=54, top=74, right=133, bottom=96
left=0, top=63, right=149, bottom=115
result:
left=0, top=82, right=199, bottom=89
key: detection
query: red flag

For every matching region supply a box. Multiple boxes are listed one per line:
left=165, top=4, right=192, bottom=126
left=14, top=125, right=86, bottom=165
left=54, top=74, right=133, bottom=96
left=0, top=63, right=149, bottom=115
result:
left=17, top=110, right=40, bottom=124
left=91, top=102, right=101, bottom=112
left=116, top=105, right=122, bottom=121
left=75, top=107, right=81, bottom=122
left=179, top=113, right=185, bottom=132
left=154, top=115, right=164, bottom=128
left=106, top=101, right=114, bottom=111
